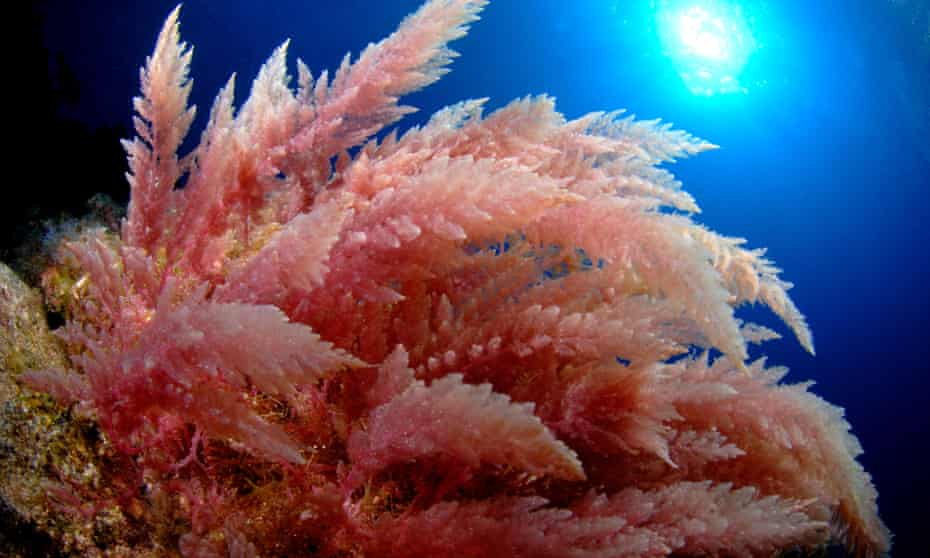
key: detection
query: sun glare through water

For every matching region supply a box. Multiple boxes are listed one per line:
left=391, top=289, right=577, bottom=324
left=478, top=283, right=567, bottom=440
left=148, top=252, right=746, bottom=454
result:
left=656, top=1, right=757, bottom=96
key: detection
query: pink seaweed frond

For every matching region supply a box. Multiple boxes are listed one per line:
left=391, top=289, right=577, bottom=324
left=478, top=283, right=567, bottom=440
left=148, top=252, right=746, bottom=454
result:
left=21, top=1, right=889, bottom=556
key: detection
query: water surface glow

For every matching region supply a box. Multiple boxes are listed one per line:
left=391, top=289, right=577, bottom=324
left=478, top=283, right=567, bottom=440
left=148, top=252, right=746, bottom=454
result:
left=657, top=0, right=756, bottom=95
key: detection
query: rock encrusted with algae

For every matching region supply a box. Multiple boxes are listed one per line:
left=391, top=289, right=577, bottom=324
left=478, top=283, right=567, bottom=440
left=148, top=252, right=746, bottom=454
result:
left=0, top=263, right=159, bottom=557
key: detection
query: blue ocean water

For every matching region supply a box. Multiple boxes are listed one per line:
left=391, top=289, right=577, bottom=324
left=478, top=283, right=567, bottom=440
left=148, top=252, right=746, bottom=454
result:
left=21, top=0, right=930, bottom=555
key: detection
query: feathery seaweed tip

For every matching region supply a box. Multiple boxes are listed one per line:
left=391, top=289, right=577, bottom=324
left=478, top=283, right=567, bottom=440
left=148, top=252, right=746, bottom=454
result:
left=123, top=4, right=196, bottom=250
left=19, top=1, right=888, bottom=556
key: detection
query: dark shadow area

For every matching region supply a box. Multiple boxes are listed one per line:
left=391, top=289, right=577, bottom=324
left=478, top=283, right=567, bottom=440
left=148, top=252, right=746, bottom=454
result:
left=4, top=2, right=127, bottom=267
left=0, top=498, right=63, bottom=558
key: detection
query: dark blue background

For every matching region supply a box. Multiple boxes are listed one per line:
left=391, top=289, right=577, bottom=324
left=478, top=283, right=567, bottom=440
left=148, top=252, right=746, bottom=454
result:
left=16, top=1, right=930, bottom=555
